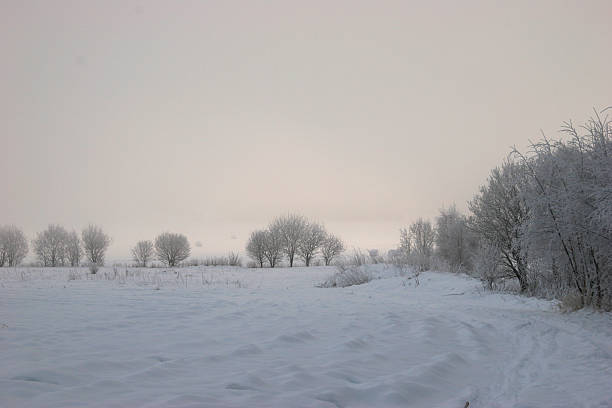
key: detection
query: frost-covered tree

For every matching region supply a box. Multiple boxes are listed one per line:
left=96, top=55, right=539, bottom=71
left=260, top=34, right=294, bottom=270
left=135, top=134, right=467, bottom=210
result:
left=66, top=231, right=83, bottom=267
left=473, top=241, right=506, bottom=289
left=82, top=224, right=111, bottom=272
left=246, top=230, right=267, bottom=268
left=512, top=111, right=612, bottom=308
left=297, top=222, right=327, bottom=266
left=263, top=228, right=283, bottom=268
left=154, top=232, right=190, bottom=267
left=0, top=225, right=28, bottom=267
left=270, top=214, right=307, bottom=267
left=435, top=205, right=475, bottom=272
left=469, top=161, right=530, bottom=292
left=33, top=224, right=70, bottom=267
left=466, top=108, right=612, bottom=308
left=399, top=227, right=411, bottom=255
left=408, top=218, right=435, bottom=271
left=132, top=240, right=154, bottom=267
left=320, top=234, right=344, bottom=266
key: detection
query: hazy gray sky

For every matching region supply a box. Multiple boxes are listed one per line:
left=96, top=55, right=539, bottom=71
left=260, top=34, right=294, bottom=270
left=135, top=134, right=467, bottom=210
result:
left=1, top=0, right=611, bottom=260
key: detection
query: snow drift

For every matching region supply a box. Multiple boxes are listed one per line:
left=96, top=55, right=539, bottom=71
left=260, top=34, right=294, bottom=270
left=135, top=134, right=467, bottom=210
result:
left=1, top=265, right=611, bottom=407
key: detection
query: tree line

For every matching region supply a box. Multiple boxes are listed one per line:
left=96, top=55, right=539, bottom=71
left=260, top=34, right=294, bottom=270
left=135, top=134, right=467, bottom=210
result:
left=0, top=225, right=194, bottom=271
left=245, top=214, right=344, bottom=268
left=393, top=109, right=612, bottom=310
left=1, top=217, right=340, bottom=270
left=3, top=109, right=609, bottom=310
left=0, top=224, right=111, bottom=273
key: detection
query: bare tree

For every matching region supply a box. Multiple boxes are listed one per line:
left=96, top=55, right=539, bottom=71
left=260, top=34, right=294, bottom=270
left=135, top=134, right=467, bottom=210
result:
left=66, top=230, right=83, bottom=267
left=408, top=218, right=435, bottom=271
left=399, top=227, right=411, bottom=256
left=82, top=224, right=111, bottom=273
left=154, top=232, right=190, bottom=267
left=270, top=214, right=307, bottom=267
left=132, top=240, right=154, bottom=267
left=0, top=226, right=8, bottom=267
left=297, top=222, right=327, bottom=266
left=246, top=230, right=267, bottom=268
left=263, top=228, right=283, bottom=268
left=435, top=205, right=476, bottom=272
left=468, top=162, right=530, bottom=292
left=511, top=111, right=612, bottom=308
left=33, top=224, right=70, bottom=267
left=1, top=225, right=28, bottom=266
left=320, top=234, right=344, bottom=266
left=463, top=109, right=612, bottom=309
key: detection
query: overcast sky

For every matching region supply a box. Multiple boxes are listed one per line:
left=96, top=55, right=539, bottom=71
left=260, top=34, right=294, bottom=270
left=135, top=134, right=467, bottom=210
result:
left=1, top=0, right=611, bottom=260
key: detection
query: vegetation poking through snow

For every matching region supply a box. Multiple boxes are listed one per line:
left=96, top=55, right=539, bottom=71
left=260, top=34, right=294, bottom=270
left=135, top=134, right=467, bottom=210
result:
left=317, top=265, right=373, bottom=288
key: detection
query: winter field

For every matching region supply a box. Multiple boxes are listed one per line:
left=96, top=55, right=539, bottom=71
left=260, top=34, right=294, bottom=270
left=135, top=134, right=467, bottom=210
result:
left=1, top=265, right=611, bottom=408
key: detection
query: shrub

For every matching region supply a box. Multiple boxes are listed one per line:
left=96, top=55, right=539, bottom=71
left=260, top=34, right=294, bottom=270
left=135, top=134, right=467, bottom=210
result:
left=559, top=291, right=584, bottom=313
left=350, top=249, right=368, bottom=266
left=317, top=266, right=372, bottom=288
left=154, top=232, right=190, bottom=267
left=88, top=263, right=99, bottom=274
left=227, top=251, right=241, bottom=266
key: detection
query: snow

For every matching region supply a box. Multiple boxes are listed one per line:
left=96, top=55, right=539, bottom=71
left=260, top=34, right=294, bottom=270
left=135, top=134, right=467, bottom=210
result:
left=1, top=265, right=611, bottom=408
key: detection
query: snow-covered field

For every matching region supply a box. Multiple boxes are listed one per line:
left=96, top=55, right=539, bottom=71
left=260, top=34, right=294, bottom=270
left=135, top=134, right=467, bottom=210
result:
left=1, top=265, right=611, bottom=408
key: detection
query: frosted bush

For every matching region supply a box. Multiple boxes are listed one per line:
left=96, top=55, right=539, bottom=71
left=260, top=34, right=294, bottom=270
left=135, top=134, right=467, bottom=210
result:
left=559, top=291, right=584, bottom=312
left=317, top=266, right=372, bottom=288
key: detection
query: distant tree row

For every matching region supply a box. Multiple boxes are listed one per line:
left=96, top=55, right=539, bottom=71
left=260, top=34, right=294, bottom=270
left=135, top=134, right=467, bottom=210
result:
left=131, top=232, right=191, bottom=267
left=1, top=226, right=193, bottom=270
left=246, top=214, right=344, bottom=268
left=0, top=226, right=194, bottom=270
left=32, top=224, right=110, bottom=273
left=0, top=224, right=110, bottom=273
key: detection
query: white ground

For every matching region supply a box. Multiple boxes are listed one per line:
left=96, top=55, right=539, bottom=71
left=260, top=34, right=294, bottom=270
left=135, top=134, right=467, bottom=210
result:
left=1, top=265, right=611, bottom=408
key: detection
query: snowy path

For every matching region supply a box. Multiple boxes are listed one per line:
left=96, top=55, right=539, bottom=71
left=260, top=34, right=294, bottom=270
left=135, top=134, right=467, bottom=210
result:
left=1, top=267, right=611, bottom=407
